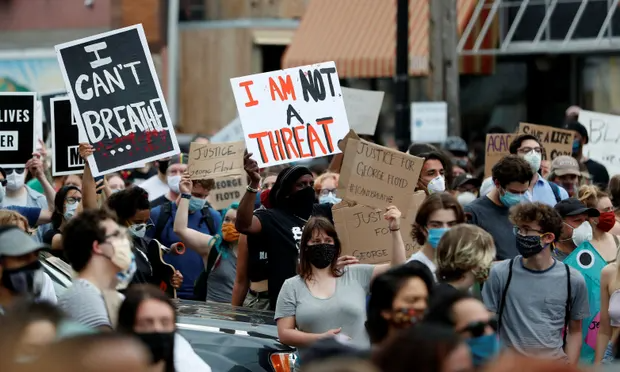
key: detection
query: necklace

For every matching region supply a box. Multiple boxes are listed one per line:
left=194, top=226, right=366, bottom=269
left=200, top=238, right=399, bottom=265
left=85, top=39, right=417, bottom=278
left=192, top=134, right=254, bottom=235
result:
left=292, top=214, right=308, bottom=223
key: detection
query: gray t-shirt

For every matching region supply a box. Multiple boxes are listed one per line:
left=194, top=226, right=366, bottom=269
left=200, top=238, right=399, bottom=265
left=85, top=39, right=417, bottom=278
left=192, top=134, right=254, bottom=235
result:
left=464, top=196, right=517, bottom=260
left=482, top=257, right=589, bottom=360
left=275, top=264, right=374, bottom=348
left=206, top=251, right=237, bottom=303
left=58, top=279, right=113, bottom=328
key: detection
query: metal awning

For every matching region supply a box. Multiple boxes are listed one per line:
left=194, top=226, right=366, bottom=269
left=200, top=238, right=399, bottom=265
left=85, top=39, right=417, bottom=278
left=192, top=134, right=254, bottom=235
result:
left=459, top=0, right=620, bottom=56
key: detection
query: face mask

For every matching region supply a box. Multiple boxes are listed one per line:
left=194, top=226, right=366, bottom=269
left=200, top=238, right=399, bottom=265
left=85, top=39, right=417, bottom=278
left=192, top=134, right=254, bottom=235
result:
left=1, top=260, right=44, bottom=297
left=288, top=186, right=316, bottom=219
left=128, top=223, right=147, bottom=239
left=221, top=222, right=240, bottom=242
left=319, top=192, right=341, bottom=205
left=6, top=171, right=25, bottom=191
left=64, top=202, right=79, bottom=220
left=466, top=334, right=501, bottom=367
left=596, top=211, right=616, bottom=233
left=572, top=138, right=581, bottom=154
left=188, top=196, right=206, bottom=213
left=427, top=227, right=449, bottom=249
left=566, top=221, right=592, bottom=247
left=136, top=332, right=175, bottom=364
left=387, top=308, right=421, bottom=329
left=116, top=253, right=136, bottom=290
left=457, top=191, right=477, bottom=206
left=522, top=150, right=542, bottom=173
left=167, top=175, right=181, bottom=194
left=427, top=176, right=446, bottom=194
left=499, top=188, right=524, bottom=208
left=306, top=243, right=337, bottom=269
left=0, top=184, right=5, bottom=204
left=110, top=188, right=122, bottom=194
left=107, top=237, right=133, bottom=272
left=515, top=234, right=546, bottom=258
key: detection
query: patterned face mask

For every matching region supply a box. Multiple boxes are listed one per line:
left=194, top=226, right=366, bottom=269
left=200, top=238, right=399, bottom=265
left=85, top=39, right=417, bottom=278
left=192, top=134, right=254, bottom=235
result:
left=306, top=243, right=337, bottom=269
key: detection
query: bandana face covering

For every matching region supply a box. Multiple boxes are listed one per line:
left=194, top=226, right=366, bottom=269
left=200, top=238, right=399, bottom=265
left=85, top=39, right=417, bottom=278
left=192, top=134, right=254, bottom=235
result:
left=287, top=186, right=316, bottom=219
left=221, top=222, right=240, bottom=242
left=1, top=260, right=44, bottom=297
left=597, top=211, right=616, bottom=233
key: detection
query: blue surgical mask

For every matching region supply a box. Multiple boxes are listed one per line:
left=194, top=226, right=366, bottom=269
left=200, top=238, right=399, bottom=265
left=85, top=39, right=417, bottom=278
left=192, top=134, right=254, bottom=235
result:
left=572, top=138, right=580, bottom=153
left=466, top=334, right=501, bottom=367
left=428, top=227, right=449, bottom=249
left=499, top=189, right=523, bottom=208
left=189, top=196, right=206, bottom=212
left=319, top=192, right=341, bottom=205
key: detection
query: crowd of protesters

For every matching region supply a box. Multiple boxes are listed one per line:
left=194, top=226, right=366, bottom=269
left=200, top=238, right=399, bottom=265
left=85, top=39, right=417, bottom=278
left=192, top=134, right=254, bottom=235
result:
left=1, top=106, right=620, bottom=372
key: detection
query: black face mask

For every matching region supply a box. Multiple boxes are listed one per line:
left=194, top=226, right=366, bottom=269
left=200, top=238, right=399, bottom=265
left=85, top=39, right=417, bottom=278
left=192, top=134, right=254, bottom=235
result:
left=1, top=260, right=44, bottom=297
left=136, top=332, right=175, bottom=364
left=515, top=234, right=545, bottom=258
left=287, top=186, right=316, bottom=219
left=307, top=243, right=337, bottom=269
left=158, top=160, right=170, bottom=175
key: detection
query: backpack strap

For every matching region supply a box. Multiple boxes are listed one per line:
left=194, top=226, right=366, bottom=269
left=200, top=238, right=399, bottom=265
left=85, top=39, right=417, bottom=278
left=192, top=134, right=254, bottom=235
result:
left=549, top=181, right=562, bottom=204
left=563, top=263, right=571, bottom=349
left=199, top=203, right=217, bottom=236
left=154, top=201, right=172, bottom=242
left=497, top=258, right=515, bottom=334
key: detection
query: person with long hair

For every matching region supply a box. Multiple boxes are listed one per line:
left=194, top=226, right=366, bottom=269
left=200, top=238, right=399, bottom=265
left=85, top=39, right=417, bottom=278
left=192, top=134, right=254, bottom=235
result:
left=117, top=284, right=211, bottom=372
left=275, top=208, right=406, bottom=351
left=607, top=174, right=620, bottom=236
left=173, top=175, right=238, bottom=303
left=596, top=248, right=620, bottom=364
left=365, top=261, right=435, bottom=347
left=408, top=193, right=466, bottom=278
left=372, top=323, right=473, bottom=372
left=42, top=185, right=81, bottom=254
left=578, top=185, right=619, bottom=262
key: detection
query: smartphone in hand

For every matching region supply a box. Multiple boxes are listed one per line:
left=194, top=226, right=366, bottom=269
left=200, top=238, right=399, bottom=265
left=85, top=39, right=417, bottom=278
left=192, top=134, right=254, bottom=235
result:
left=94, top=176, right=105, bottom=194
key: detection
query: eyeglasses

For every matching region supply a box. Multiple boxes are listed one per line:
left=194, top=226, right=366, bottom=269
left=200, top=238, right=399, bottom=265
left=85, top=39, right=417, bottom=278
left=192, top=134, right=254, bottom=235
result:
left=319, top=188, right=336, bottom=196
left=457, top=317, right=498, bottom=338
left=102, top=227, right=129, bottom=241
left=5, top=168, right=25, bottom=175
left=517, top=147, right=542, bottom=154
left=65, top=197, right=82, bottom=205
left=512, top=226, right=545, bottom=236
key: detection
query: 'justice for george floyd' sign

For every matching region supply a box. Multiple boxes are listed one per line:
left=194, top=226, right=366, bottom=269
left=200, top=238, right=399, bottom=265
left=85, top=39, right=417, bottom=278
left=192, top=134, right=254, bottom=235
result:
left=0, top=92, right=36, bottom=168
left=55, top=24, right=180, bottom=177
left=51, top=97, right=85, bottom=176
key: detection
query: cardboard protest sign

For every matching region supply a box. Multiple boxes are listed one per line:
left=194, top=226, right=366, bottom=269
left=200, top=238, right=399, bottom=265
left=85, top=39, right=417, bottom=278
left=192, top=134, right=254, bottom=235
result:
left=484, top=133, right=513, bottom=178
left=518, top=122, right=574, bottom=160
left=210, top=117, right=244, bottom=144
left=341, top=87, right=384, bottom=135
left=337, top=136, right=424, bottom=214
left=207, top=175, right=248, bottom=210
left=51, top=97, right=85, bottom=176
left=0, top=92, right=36, bottom=168
left=187, top=141, right=245, bottom=180
left=230, top=61, right=350, bottom=167
left=334, top=191, right=426, bottom=264
left=55, top=24, right=180, bottom=177
left=578, top=110, right=620, bottom=176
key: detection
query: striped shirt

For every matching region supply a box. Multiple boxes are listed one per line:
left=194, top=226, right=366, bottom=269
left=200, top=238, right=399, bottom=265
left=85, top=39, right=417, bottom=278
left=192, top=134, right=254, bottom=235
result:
left=58, top=279, right=121, bottom=328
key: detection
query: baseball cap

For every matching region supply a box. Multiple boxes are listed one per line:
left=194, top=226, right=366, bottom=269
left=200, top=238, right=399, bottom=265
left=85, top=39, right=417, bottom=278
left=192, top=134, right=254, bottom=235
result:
left=564, top=120, right=589, bottom=144
left=441, top=136, right=468, bottom=156
left=168, top=153, right=189, bottom=166
left=0, top=226, right=49, bottom=257
left=452, top=173, right=482, bottom=190
left=550, top=156, right=580, bottom=177
left=554, top=198, right=600, bottom=218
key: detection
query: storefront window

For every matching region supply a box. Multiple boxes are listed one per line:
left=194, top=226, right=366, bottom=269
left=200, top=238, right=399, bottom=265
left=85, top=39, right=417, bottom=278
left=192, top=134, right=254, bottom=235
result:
left=581, top=56, right=620, bottom=114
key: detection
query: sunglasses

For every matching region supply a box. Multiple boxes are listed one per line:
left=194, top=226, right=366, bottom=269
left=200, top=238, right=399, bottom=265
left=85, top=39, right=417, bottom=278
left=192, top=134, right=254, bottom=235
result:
left=457, top=317, right=498, bottom=338
left=5, top=169, right=25, bottom=175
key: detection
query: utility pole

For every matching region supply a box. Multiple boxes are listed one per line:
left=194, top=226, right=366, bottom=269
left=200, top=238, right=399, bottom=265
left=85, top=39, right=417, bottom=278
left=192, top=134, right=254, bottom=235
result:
left=429, top=0, right=461, bottom=137
left=395, top=0, right=410, bottom=152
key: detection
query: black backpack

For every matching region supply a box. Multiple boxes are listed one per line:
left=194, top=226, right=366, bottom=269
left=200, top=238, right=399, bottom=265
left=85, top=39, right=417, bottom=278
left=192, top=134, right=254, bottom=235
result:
left=548, top=181, right=562, bottom=204
left=153, top=201, right=219, bottom=301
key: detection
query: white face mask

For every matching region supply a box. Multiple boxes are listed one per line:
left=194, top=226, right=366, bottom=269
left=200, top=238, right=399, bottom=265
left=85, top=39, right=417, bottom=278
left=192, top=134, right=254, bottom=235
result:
left=6, top=171, right=25, bottom=191
left=522, top=150, right=542, bottom=173
left=457, top=191, right=477, bottom=206
left=64, top=202, right=79, bottom=220
left=128, top=223, right=147, bottom=239
left=167, top=175, right=181, bottom=194
left=567, top=221, right=593, bottom=247
left=0, top=184, right=5, bottom=204
left=427, top=175, right=446, bottom=194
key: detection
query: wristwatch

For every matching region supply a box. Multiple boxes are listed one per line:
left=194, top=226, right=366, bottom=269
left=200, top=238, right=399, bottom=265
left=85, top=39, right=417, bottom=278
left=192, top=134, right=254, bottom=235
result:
left=181, top=193, right=191, bottom=200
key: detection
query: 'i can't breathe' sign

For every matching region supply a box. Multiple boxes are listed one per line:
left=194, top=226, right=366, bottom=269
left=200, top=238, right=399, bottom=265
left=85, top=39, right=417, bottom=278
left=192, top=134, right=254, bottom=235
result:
left=230, top=61, right=350, bottom=167
left=55, top=24, right=180, bottom=177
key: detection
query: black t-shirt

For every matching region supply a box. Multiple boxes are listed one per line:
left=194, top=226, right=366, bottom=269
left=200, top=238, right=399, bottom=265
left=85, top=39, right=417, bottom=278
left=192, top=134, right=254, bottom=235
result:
left=129, top=237, right=156, bottom=286
left=42, top=228, right=60, bottom=245
left=254, top=203, right=333, bottom=310
left=246, top=231, right=269, bottom=283
left=584, top=158, right=610, bottom=189
left=464, top=196, right=517, bottom=260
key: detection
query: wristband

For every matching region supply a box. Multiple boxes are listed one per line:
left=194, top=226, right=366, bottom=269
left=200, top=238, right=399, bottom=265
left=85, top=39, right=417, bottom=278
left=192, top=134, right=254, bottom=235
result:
left=181, top=193, right=191, bottom=200
left=246, top=185, right=259, bottom=193
left=390, top=228, right=400, bottom=232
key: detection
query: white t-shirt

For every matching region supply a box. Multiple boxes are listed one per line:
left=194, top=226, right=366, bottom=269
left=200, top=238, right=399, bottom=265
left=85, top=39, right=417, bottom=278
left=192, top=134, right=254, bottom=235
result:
left=39, top=273, right=57, bottom=304
left=407, top=251, right=437, bottom=280
left=2, top=191, right=28, bottom=207
left=175, top=333, right=212, bottom=372
left=140, top=175, right=169, bottom=201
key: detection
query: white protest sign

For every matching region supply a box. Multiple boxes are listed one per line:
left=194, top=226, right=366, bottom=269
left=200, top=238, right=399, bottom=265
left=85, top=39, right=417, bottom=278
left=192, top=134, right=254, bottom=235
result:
left=210, top=117, right=244, bottom=144
left=34, top=101, right=43, bottom=147
left=230, top=61, right=350, bottom=167
left=410, top=101, right=448, bottom=143
left=341, top=87, right=384, bottom=135
left=578, top=110, right=620, bottom=176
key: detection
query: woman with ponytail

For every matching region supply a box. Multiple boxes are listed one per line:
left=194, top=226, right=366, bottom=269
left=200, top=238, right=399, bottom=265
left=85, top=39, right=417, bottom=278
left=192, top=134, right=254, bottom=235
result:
left=578, top=185, right=619, bottom=262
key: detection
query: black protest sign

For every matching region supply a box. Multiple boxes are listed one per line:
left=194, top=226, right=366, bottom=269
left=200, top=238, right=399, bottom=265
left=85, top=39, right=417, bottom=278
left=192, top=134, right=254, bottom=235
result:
left=0, top=92, right=36, bottom=168
left=40, top=91, right=67, bottom=141
left=51, top=97, right=85, bottom=176
left=55, top=24, right=179, bottom=177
